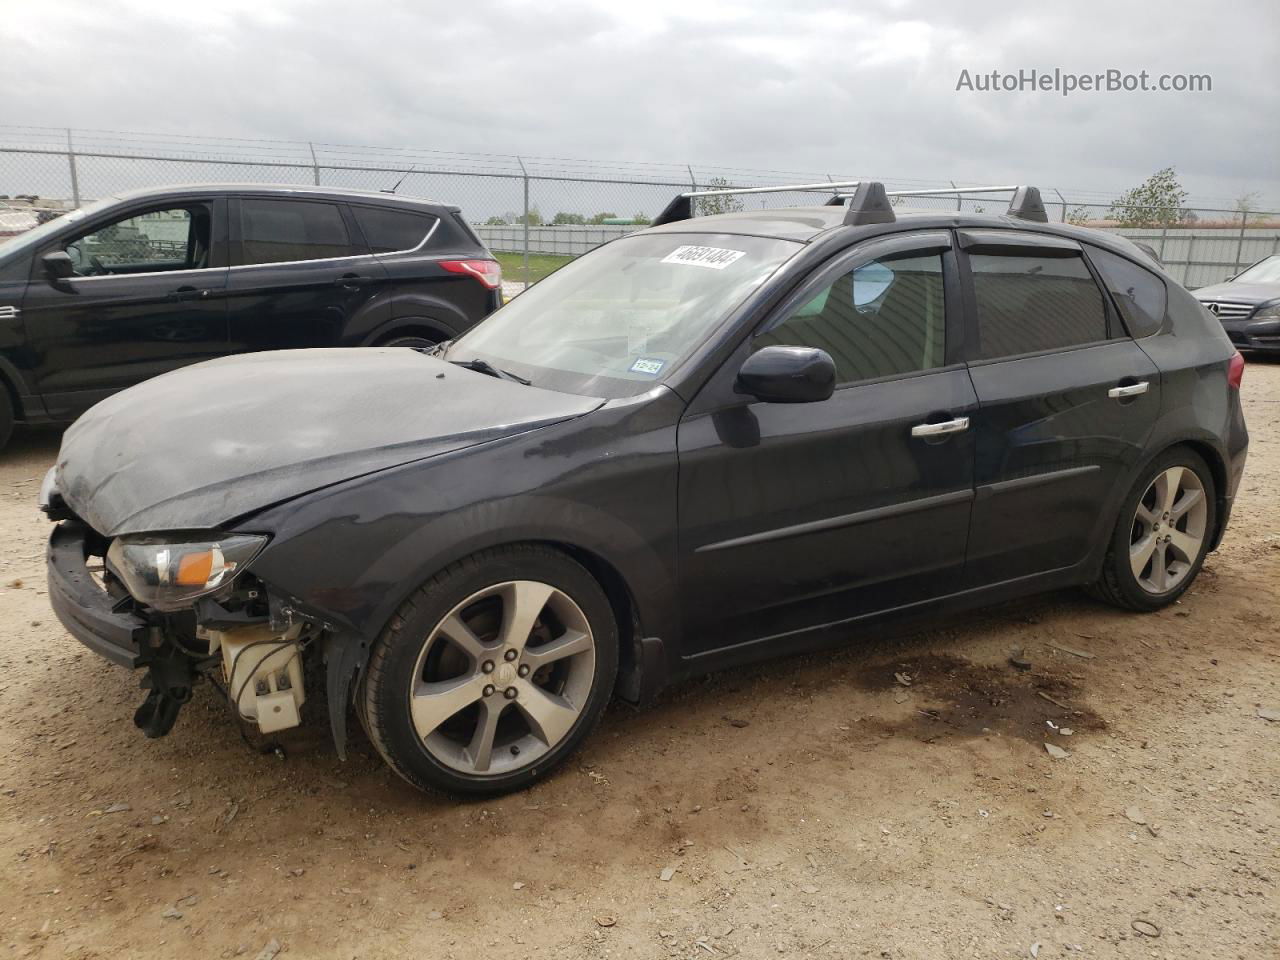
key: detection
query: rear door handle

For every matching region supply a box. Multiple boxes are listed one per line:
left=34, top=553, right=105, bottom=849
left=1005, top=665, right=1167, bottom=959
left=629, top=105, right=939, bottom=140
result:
left=1108, top=381, right=1150, bottom=399
left=911, top=416, right=970, bottom=438
left=335, top=273, right=374, bottom=289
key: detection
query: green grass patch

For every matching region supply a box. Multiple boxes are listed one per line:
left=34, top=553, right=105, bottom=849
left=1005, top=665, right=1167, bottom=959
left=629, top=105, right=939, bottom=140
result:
left=493, top=251, right=575, bottom=285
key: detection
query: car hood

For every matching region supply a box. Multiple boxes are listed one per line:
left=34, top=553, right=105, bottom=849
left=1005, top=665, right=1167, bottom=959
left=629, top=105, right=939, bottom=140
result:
left=56, top=348, right=603, bottom=537
left=1193, top=281, right=1280, bottom=305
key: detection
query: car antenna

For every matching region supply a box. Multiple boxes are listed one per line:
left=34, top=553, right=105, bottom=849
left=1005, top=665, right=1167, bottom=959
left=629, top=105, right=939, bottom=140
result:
left=383, top=165, right=418, bottom=194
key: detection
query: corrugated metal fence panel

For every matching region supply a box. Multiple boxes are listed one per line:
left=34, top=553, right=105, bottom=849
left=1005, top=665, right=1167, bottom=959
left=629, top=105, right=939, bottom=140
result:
left=1111, top=228, right=1280, bottom=288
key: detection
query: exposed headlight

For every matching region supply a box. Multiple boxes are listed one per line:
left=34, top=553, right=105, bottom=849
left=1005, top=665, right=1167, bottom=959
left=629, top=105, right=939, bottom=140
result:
left=1253, top=301, right=1280, bottom=320
left=106, top=534, right=268, bottom=611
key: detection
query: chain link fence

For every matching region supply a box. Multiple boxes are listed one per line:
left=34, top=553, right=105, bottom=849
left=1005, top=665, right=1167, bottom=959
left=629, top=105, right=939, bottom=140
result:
left=2, top=125, right=1277, bottom=290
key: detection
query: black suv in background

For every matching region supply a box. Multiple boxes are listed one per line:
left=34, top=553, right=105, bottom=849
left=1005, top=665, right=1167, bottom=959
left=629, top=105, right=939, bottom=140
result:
left=0, top=185, right=501, bottom=450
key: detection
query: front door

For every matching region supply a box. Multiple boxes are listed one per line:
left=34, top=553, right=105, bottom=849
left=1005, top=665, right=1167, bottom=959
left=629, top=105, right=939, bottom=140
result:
left=958, top=231, right=1162, bottom=586
left=22, top=200, right=229, bottom=419
left=677, top=232, right=977, bottom=658
left=225, top=196, right=388, bottom=353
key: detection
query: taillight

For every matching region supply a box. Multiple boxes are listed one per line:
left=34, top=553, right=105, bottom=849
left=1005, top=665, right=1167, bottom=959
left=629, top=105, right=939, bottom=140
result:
left=1227, top=350, right=1245, bottom=390
left=439, top=259, right=502, bottom=290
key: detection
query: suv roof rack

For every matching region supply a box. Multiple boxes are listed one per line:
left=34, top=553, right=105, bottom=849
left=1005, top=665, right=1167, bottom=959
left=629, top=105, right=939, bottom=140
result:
left=652, top=180, right=1050, bottom=227
left=830, top=184, right=1049, bottom=223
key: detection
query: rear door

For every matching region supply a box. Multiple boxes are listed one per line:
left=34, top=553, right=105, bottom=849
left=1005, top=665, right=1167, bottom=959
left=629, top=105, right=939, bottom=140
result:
left=677, top=231, right=978, bottom=655
left=20, top=199, right=229, bottom=419
left=225, top=196, right=389, bottom=353
left=958, top=230, right=1161, bottom=587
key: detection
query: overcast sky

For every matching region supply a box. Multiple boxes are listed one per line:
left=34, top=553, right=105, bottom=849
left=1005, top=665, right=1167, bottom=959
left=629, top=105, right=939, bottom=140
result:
left=3, top=0, right=1277, bottom=208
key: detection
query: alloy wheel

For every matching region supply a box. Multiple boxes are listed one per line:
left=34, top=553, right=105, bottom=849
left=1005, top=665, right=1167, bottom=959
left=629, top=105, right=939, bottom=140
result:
left=408, top=580, right=596, bottom=776
left=1129, top=465, right=1208, bottom=594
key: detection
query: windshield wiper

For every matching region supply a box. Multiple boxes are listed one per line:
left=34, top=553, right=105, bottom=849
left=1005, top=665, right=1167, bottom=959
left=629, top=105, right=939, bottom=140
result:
left=449, top=357, right=531, bottom=385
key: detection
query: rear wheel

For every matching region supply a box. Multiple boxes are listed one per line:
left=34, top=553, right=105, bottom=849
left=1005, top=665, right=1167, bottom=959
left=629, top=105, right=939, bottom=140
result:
left=0, top=388, right=13, bottom=454
left=1091, top=447, right=1216, bottom=611
left=361, top=545, right=617, bottom=797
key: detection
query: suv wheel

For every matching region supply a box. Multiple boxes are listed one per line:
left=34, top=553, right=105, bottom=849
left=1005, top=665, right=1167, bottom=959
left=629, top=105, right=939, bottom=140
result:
left=361, top=545, right=618, bottom=797
left=1091, top=447, right=1217, bottom=611
left=379, top=335, right=439, bottom=352
left=0, top=388, right=13, bottom=453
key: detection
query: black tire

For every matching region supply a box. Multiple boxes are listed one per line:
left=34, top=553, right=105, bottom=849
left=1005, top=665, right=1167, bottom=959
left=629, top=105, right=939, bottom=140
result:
left=361, top=545, right=618, bottom=797
left=1090, top=446, right=1217, bottom=611
left=0, top=387, right=13, bottom=454
left=378, top=334, right=439, bottom=352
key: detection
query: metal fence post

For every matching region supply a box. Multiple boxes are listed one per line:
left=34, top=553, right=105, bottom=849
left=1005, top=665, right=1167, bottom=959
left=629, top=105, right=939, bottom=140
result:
left=308, top=142, right=321, bottom=186
left=1053, top=188, right=1066, bottom=222
left=951, top=180, right=961, bottom=212
left=66, top=129, right=81, bottom=208
left=1234, top=210, right=1248, bottom=275
left=517, top=157, right=529, bottom=290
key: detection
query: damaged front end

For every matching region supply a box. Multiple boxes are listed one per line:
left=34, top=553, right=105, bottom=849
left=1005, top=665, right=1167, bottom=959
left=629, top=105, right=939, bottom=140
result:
left=44, top=503, right=338, bottom=748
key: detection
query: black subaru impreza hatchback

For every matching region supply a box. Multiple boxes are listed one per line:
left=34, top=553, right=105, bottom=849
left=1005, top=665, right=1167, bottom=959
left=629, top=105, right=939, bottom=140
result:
left=42, top=182, right=1248, bottom=797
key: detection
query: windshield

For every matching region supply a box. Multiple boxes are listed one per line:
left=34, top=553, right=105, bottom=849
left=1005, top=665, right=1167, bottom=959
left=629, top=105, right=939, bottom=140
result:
left=1233, top=255, right=1280, bottom=284
left=0, top=197, right=117, bottom=260
left=451, top=233, right=802, bottom=397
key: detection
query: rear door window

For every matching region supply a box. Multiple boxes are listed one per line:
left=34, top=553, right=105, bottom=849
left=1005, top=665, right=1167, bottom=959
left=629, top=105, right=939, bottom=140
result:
left=352, top=206, right=439, bottom=254
left=1085, top=246, right=1167, bottom=338
left=240, top=199, right=354, bottom=265
left=969, top=251, right=1108, bottom=359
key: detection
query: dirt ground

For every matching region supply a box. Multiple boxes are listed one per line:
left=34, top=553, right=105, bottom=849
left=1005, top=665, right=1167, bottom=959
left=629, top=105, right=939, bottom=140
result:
left=1, top=365, right=1276, bottom=960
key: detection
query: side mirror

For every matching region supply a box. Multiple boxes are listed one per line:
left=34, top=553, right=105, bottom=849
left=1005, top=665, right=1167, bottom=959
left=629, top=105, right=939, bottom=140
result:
left=42, top=251, right=76, bottom=281
left=735, top=345, right=835, bottom=404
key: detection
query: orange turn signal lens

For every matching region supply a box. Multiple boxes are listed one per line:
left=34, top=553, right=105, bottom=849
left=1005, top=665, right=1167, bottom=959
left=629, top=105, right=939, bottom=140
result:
left=175, top=549, right=216, bottom=587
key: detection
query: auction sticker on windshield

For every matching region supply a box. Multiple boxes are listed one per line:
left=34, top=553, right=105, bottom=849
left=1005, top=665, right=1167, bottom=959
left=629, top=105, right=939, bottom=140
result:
left=661, top=245, right=746, bottom=270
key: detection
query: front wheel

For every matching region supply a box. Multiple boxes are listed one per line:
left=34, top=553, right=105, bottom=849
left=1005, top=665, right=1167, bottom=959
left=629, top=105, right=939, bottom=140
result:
left=1091, top=447, right=1217, bottom=611
left=361, top=545, right=618, bottom=797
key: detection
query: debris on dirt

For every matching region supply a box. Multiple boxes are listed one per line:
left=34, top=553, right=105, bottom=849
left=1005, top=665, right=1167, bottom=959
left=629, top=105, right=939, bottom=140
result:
left=103, top=801, right=131, bottom=814
left=7, top=579, right=22, bottom=589
left=512, top=881, right=525, bottom=890
left=659, top=866, right=677, bottom=882
left=894, top=672, right=913, bottom=687
left=161, top=907, right=183, bottom=920
left=1044, top=743, right=1070, bottom=760
left=254, top=939, right=283, bottom=960
left=1047, top=642, right=1096, bottom=660
left=218, top=800, right=240, bottom=829
left=1131, top=919, right=1161, bottom=938
left=1125, top=806, right=1147, bottom=825
left=1059, top=727, right=1074, bottom=736
left=1009, top=646, right=1032, bottom=670
left=1257, top=706, right=1280, bottom=722
left=176, top=893, right=200, bottom=907
left=594, top=916, right=616, bottom=928
left=1029, top=943, right=1041, bottom=958
left=893, top=689, right=910, bottom=704
left=586, top=770, right=609, bottom=785
left=800, top=884, right=819, bottom=894
left=426, top=911, right=443, bottom=921
left=1037, top=691, right=1071, bottom=709
left=724, top=716, right=750, bottom=728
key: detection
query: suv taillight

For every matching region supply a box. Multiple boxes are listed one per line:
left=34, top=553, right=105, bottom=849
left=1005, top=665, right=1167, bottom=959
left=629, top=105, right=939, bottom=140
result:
left=1227, top=350, right=1245, bottom=390
left=439, top=259, right=502, bottom=290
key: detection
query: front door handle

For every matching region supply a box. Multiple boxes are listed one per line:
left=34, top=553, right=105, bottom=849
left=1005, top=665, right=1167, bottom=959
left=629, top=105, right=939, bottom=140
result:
left=1108, top=381, right=1150, bottom=399
left=911, top=416, right=970, bottom=438
left=168, top=286, right=210, bottom=301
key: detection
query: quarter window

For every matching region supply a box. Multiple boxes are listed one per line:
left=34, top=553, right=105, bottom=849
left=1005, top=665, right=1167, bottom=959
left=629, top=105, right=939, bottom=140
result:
left=1086, top=246, right=1167, bottom=338
left=352, top=206, right=438, bottom=254
left=240, top=199, right=353, bottom=265
left=757, top=251, right=947, bottom=383
left=969, top=252, right=1108, bottom=359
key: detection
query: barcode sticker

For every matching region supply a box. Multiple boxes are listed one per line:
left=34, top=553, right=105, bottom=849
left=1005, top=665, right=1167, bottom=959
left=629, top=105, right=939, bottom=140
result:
left=660, top=245, right=746, bottom=270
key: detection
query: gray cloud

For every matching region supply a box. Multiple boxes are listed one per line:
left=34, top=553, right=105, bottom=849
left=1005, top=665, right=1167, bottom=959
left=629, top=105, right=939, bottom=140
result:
left=2, top=0, right=1276, bottom=207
